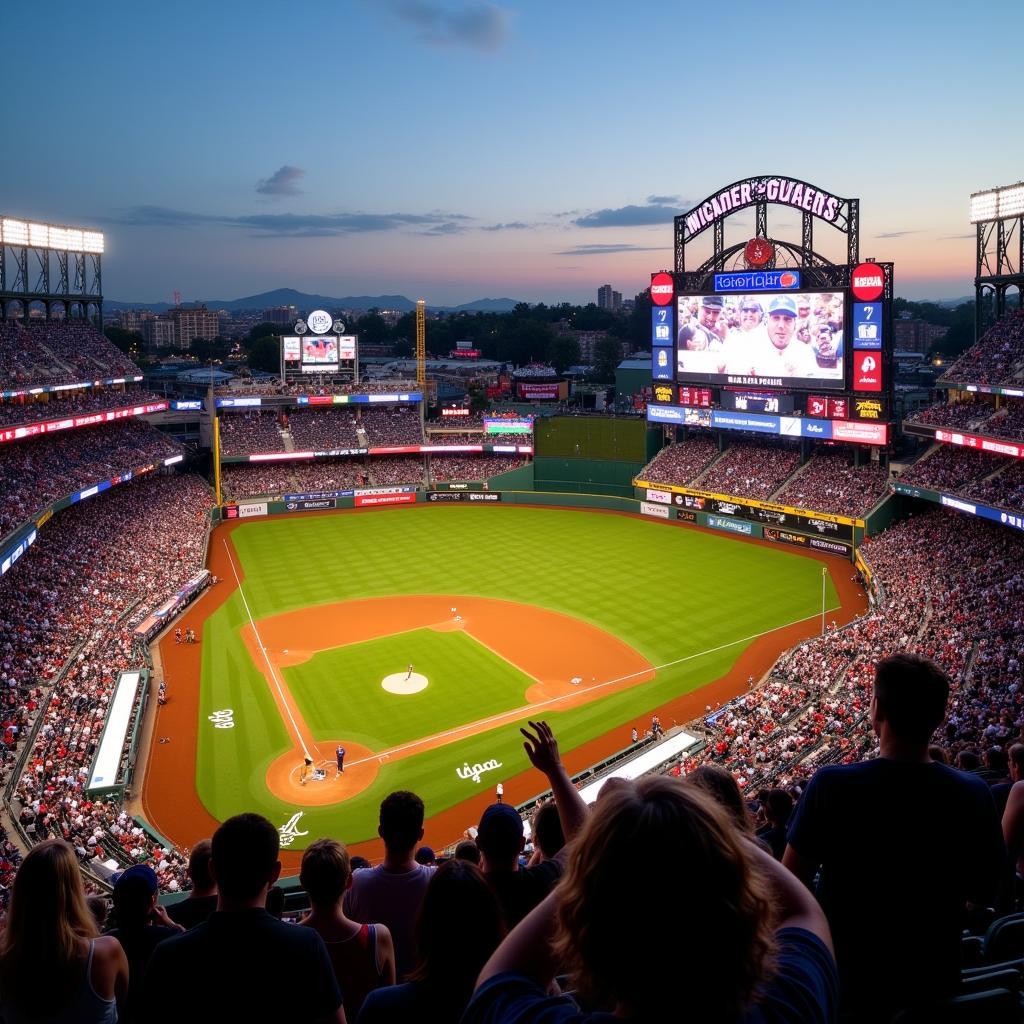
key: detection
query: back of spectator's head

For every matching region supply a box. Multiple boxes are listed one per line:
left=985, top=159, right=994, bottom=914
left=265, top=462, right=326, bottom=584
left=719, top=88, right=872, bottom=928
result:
left=928, top=744, right=949, bottom=765
left=300, top=839, right=351, bottom=907
left=530, top=800, right=565, bottom=860
left=1009, top=744, right=1024, bottom=781
left=86, top=894, right=108, bottom=932
left=350, top=855, right=370, bottom=871
left=409, top=859, right=505, bottom=996
left=377, top=791, right=425, bottom=854
left=554, top=776, right=773, bottom=1019
left=476, top=803, right=525, bottom=866
left=211, top=813, right=281, bottom=903
left=761, top=788, right=793, bottom=827
left=266, top=885, right=284, bottom=920
left=0, top=839, right=97, bottom=1010
left=454, top=840, right=480, bottom=865
left=956, top=749, right=981, bottom=772
left=685, top=764, right=752, bottom=833
left=414, top=846, right=435, bottom=866
left=187, top=839, right=215, bottom=893
left=873, top=654, right=949, bottom=744
left=985, top=745, right=1008, bottom=775
left=112, top=864, right=158, bottom=926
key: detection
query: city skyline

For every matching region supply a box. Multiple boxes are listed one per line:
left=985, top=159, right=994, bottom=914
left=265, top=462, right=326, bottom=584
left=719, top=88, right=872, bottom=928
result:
left=4, top=0, right=1023, bottom=305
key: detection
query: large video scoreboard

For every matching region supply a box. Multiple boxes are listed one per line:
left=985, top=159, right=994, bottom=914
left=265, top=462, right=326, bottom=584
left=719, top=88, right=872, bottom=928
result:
left=649, top=263, right=893, bottom=446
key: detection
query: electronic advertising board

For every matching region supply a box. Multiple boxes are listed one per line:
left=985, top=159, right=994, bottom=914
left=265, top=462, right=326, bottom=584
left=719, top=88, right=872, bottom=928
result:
left=676, top=290, right=846, bottom=391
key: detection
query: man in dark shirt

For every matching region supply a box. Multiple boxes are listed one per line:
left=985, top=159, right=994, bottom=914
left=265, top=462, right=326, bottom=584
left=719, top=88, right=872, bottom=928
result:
left=107, top=864, right=183, bottom=1024
left=784, top=653, right=1005, bottom=1020
left=165, top=838, right=217, bottom=930
left=142, top=813, right=343, bottom=1023
left=478, top=721, right=587, bottom=928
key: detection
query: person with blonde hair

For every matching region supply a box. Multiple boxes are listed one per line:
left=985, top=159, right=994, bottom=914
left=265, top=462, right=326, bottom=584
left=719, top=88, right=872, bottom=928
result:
left=467, top=776, right=836, bottom=1022
left=300, top=839, right=395, bottom=1021
left=0, top=839, right=128, bottom=1023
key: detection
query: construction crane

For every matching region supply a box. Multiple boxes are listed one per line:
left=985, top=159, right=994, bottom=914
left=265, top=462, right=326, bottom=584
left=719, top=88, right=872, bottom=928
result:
left=415, top=299, right=426, bottom=389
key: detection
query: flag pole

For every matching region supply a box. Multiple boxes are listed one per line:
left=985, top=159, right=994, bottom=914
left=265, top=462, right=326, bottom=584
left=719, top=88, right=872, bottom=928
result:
left=821, top=566, right=827, bottom=635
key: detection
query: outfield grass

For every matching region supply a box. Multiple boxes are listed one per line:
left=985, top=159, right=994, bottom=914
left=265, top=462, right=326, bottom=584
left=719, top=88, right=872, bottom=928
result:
left=195, top=506, right=840, bottom=846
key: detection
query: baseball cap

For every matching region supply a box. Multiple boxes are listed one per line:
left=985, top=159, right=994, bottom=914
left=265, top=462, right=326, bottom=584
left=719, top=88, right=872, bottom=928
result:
left=477, top=802, right=525, bottom=857
left=113, top=863, right=159, bottom=894
left=700, top=296, right=724, bottom=309
left=767, top=296, right=797, bottom=318
left=414, top=846, right=435, bottom=865
left=739, top=300, right=762, bottom=311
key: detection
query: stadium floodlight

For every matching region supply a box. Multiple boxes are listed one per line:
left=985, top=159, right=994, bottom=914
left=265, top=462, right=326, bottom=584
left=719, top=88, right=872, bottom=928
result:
left=0, top=216, right=104, bottom=253
left=970, top=182, right=1024, bottom=224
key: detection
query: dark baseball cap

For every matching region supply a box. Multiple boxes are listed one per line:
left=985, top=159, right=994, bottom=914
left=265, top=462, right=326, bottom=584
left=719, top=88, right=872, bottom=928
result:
left=477, top=803, right=524, bottom=856
left=414, top=846, right=435, bottom=865
left=700, top=296, right=724, bottom=309
left=114, top=863, right=159, bottom=894
left=739, top=300, right=762, bottom=311
left=767, top=296, right=797, bottom=318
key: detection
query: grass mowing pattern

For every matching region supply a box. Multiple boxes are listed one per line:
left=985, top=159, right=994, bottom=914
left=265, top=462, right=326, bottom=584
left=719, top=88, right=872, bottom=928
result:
left=286, top=630, right=537, bottom=749
left=196, top=506, right=839, bottom=846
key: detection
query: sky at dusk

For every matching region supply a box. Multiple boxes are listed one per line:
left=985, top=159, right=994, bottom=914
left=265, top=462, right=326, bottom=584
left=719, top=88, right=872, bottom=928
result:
left=3, top=0, right=1023, bottom=306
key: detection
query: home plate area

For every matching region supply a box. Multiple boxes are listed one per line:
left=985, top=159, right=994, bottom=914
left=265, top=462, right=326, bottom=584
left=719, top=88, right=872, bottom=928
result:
left=381, top=671, right=429, bottom=695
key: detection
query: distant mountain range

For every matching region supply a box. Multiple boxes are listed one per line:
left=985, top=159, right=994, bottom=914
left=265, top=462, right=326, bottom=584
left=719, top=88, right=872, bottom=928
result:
left=104, top=288, right=523, bottom=314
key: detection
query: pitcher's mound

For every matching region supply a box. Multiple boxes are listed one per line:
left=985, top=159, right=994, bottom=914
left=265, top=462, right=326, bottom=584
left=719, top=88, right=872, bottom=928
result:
left=382, top=672, right=429, bottom=695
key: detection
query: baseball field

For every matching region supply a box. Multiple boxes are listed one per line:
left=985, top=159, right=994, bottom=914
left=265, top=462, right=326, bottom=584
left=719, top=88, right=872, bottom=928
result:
left=142, top=503, right=864, bottom=863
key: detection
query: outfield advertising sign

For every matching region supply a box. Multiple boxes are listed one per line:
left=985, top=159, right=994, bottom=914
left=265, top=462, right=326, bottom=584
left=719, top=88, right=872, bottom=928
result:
left=354, top=493, right=416, bottom=508
left=707, top=515, right=753, bottom=535
left=640, top=501, right=670, bottom=519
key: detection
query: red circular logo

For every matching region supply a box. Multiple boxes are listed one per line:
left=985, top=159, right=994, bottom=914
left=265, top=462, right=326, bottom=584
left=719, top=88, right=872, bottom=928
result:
left=744, top=237, right=774, bottom=268
left=851, top=262, right=885, bottom=301
left=779, top=272, right=798, bottom=288
left=650, top=272, right=674, bottom=306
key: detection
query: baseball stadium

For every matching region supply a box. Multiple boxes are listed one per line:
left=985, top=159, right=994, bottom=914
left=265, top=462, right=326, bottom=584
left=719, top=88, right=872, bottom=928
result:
left=2, top=169, right=1024, bottom=1021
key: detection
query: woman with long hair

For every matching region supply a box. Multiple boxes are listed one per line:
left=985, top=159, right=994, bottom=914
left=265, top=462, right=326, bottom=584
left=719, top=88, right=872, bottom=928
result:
left=356, top=858, right=506, bottom=1023
left=465, top=776, right=837, bottom=1022
left=0, top=839, right=128, bottom=1023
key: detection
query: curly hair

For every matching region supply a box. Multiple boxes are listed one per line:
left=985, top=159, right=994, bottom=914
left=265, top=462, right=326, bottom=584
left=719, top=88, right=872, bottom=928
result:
left=553, top=776, right=776, bottom=1019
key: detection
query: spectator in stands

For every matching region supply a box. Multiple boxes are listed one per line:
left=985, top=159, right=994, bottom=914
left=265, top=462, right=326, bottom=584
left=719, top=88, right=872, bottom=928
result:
left=300, top=839, right=395, bottom=1021
left=344, top=791, right=433, bottom=980
left=454, top=840, right=481, bottom=865
left=756, top=789, right=794, bottom=861
left=784, top=653, right=1005, bottom=1020
left=107, top=864, right=183, bottom=1023
left=465, top=777, right=836, bottom=1023
left=142, top=813, right=343, bottom=1023
left=166, top=839, right=217, bottom=929
left=527, top=799, right=565, bottom=863
left=0, top=838, right=129, bottom=1023
left=477, top=721, right=587, bottom=929
left=357, top=859, right=506, bottom=1024
left=686, top=763, right=753, bottom=833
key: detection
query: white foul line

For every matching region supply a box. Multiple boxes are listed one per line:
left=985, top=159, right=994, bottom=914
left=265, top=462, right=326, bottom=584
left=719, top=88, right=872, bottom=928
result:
left=343, top=602, right=840, bottom=769
left=222, top=539, right=313, bottom=762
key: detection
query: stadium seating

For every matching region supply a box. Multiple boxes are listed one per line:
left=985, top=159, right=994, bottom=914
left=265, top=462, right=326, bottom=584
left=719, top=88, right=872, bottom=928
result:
left=694, top=439, right=802, bottom=501
left=0, top=320, right=140, bottom=389
left=429, top=454, right=527, bottom=482
left=774, top=450, right=890, bottom=517
left=0, top=387, right=163, bottom=428
left=941, top=310, right=1024, bottom=386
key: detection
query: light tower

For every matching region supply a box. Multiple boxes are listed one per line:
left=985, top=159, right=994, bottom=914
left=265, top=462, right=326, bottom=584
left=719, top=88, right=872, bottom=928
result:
left=415, top=299, right=426, bottom=389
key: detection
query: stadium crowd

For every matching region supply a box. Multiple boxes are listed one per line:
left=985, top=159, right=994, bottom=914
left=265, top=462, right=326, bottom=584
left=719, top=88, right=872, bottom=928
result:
left=0, top=421, right=182, bottom=537
left=0, top=320, right=140, bottom=389
left=906, top=397, right=996, bottom=428
left=221, top=460, right=367, bottom=499
left=638, top=435, right=721, bottom=487
left=0, top=474, right=212, bottom=908
left=774, top=452, right=890, bottom=517
left=695, top=440, right=802, bottom=501
left=985, top=402, right=1024, bottom=441
left=214, top=379, right=419, bottom=397
left=899, top=443, right=1007, bottom=492
left=940, top=309, right=1024, bottom=386
left=217, top=411, right=285, bottom=455
left=360, top=408, right=424, bottom=446
left=287, top=410, right=361, bottom=451
left=369, top=457, right=425, bottom=486
left=429, top=455, right=527, bottom=482
left=0, top=388, right=164, bottom=429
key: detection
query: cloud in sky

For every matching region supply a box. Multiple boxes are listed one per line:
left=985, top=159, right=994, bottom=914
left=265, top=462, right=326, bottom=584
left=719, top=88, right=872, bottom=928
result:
left=386, top=1, right=511, bottom=51
left=875, top=230, right=922, bottom=238
left=481, top=221, right=530, bottom=231
left=109, top=205, right=473, bottom=237
left=573, top=197, right=688, bottom=229
left=554, top=243, right=664, bottom=256
left=256, top=165, right=305, bottom=197
left=938, top=233, right=976, bottom=240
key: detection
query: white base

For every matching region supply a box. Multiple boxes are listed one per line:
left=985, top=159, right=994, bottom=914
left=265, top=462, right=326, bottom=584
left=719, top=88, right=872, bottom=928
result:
left=382, top=672, right=429, bottom=695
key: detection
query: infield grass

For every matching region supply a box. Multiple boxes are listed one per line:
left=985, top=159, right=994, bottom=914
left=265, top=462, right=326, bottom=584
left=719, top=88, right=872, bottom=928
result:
left=195, top=505, right=840, bottom=845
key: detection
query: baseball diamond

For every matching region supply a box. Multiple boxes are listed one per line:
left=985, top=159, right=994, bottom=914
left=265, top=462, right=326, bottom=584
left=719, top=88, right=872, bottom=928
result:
left=142, top=503, right=862, bottom=867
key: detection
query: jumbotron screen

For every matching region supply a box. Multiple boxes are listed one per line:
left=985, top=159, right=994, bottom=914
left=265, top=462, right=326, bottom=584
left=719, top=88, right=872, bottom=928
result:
left=302, top=335, right=339, bottom=366
left=677, top=290, right=845, bottom=391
